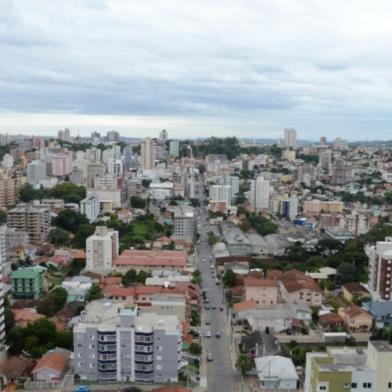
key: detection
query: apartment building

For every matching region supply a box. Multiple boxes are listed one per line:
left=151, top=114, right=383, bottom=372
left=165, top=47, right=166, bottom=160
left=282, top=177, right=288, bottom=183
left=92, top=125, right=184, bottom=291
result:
left=366, top=237, right=392, bottom=300
left=80, top=194, right=100, bottom=222
left=27, top=160, right=47, bottom=185
left=73, top=300, right=181, bottom=383
left=11, top=266, right=46, bottom=299
left=86, top=226, right=119, bottom=271
left=283, top=128, right=297, bottom=149
left=171, top=206, right=195, bottom=243
left=0, top=177, right=23, bottom=209
left=243, top=276, right=279, bottom=307
left=7, top=203, right=51, bottom=245
left=303, top=200, right=344, bottom=215
left=140, top=137, right=156, bottom=170
left=305, top=341, right=392, bottom=392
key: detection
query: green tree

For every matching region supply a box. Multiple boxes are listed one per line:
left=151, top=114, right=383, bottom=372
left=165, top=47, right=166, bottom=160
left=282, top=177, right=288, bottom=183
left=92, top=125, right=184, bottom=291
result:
left=37, top=287, right=68, bottom=317
left=87, top=284, right=103, bottom=301
left=122, top=269, right=137, bottom=287
left=191, top=310, right=200, bottom=326
left=72, top=224, right=96, bottom=248
left=336, top=262, right=356, bottom=284
left=53, top=209, right=89, bottom=232
left=223, top=269, right=237, bottom=288
left=189, top=342, right=202, bottom=356
left=248, top=214, right=278, bottom=236
left=130, top=196, right=146, bottom=209
left=238, top=354, right=253, bottom=375
left=0, top=209, right=6, bottom=224
left=48, top=227, right=71, bottom=246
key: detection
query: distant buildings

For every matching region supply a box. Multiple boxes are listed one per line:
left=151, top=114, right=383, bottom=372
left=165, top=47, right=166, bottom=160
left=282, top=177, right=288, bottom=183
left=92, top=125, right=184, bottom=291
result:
left=169, top=140, right=180, bottom=157
left=73, top=300, right=181, bottom=383
left=86, top=226, right=119, bottom=271
left=251, top=176, right=270, bottom=211
left=141, top=137, right=156, bottom=170
left=80, top=194, right=100, bottom=222
left=106, top=130, right=120, bottom=142
left=27, top=160, right=47, bottom=186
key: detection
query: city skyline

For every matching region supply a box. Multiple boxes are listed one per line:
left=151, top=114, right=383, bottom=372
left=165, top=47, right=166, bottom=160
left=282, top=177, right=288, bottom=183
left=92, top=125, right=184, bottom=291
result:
left=2, top=0, right=392, bottom=139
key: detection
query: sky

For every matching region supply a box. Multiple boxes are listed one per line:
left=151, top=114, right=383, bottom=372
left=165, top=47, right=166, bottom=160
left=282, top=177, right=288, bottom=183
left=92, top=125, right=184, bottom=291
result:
left=1, top=0, right=392, bottom=140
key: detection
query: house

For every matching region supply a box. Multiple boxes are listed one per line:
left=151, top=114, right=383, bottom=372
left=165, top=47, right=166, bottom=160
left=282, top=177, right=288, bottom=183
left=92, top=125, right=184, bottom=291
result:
left=13, top=308, right=44, bottom=327
left=31, top=348, right=71, bottom=382
left=338, top=304, right=373, bottom=332
left=280, top=270, right=322, bottom=307
left=241, top=331, right=281, bottom=357
left=342, top=282, right=370, bottom=303
left=255, top=356, right=298, bottom=391
left=243, top=276, right=279, bottom=307
left=0, top=355, right=35, bottom=386
left=362, top=300, right=392, bottom=328
left=318, top=312, right=344, bottom=331
left=61, top=276, right=92, bottom=302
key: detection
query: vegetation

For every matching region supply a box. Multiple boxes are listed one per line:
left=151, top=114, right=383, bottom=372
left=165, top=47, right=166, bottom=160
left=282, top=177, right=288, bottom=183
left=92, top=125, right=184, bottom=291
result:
left=86, top=283, right=103, bottom=301
left=130, top=196, right=147, bottom=209
left=191, top=269, right=202, bottom=285
left=238, top=354, right=253, bottom=375
left=190, top=309, right=201, bottom=326
left=207, top=231, right=219, bottom=246
left=189, top=342, right=202, bottom=356
left=37, top=287, right=68, bottom=317
left=53, top=209, right=89, bottom=233
left=247, top=213, right=278, bottom=236
left=7, top=318, right=73, bottom=358
left=223, top=269, right=237, bottom=288
left=48, top=227, right=72, bottom=246
left=121, top=269, right=151, bottom=287
left=19, top=182, right=86, bottom=203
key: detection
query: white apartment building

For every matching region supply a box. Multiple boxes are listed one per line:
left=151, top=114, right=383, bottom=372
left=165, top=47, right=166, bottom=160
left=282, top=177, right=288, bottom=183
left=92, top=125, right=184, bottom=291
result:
left=252, top=176, right=270, bottom=211
left=171, top=206, right=195, bottom=242
left=169, top=140, right=180, bottom=157
left=149, top=182, right=174, bottom=200
left=209, top=184, right=232, bottom=206
left=80, top=194, right=100, bottom=222
left=73, top=301, right=181, bottom=383
left=141, top=138, right=155, bottom=170
left=86, top=226, right=119, bottom=271
left=27, top=160, right=47, bottom=185
left=283, top=128, right=297, bottom=148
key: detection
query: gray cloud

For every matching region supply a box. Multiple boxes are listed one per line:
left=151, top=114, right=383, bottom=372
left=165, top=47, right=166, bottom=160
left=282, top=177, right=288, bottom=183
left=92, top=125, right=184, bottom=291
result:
left=1, top=0, right=392, bottom=139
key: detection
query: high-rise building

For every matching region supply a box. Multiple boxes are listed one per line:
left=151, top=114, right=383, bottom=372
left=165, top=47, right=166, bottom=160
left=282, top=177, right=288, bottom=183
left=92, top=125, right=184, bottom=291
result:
left=253, top=176, right=270, bottom=211
left=7, top=203, right=51, bottom=245
left=169, top=140, right=180, bottom=158
left=209, top=184, right=232, bottom=206
left=333, top=137, right=348, bottom=150
left=159, top=129, right=168, bottom=142
left=331, top=158, right=352, bottom=185
left=319, top=136, right=327, bottom=145
left=1, top=153, right=14, bottom=169
left=73, top=300, right=181, bottom=383
left=87, top=162, right=105, bottom=188
left=141, top=137, right=156, bottom=170
left=86, top=226, right=119, bottom=271
left=80, top=194, right=100, bottom=222
left=215, top=176, right=240, bottom=200
left=27, top=160, right=47, bottom=185
left=58, top=128, right=70, bottom=142
left=106, top=130, right=120, bottom=142
left=123, top=145, right=133, bottom=170
left=0, top=177, right=21, bottom=209
left=283, top=128, right=297, bottom=148
left=319, top=150, right=332, bottom=171
left=172, top=206, right=195, bottom=242
left=366, top=237, right=392, bottom=300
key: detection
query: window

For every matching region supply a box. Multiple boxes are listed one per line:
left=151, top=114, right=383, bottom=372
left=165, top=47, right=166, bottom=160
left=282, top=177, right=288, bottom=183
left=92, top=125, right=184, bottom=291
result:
left=363, top=383, right=372, bottom=388
left=388, top=382, right=392, bottom=388
left=319, top=386, right=327, bottom=391
left=351, top=383, right=357, bottom=388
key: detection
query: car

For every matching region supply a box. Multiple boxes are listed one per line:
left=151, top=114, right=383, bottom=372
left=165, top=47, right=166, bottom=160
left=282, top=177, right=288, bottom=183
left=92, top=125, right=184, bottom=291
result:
left=204, top=299, right=210, bottom=304
left=211, top=306, right=217, bottom=310
left=205, top=320, right=211, bottom=325
left=219, top=306, right=224, bottom=311
left=204, top=305, right=210, bottom=310
left=215, top=331, right=221, bottom=338
left=207, top=352, right=213, bottom=361
left=206, top=331, right=212, bottom=338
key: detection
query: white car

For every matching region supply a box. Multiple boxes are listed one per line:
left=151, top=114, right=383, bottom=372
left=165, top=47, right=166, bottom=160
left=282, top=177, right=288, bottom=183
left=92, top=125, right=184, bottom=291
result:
left=206, top=331, right=212, bottom=338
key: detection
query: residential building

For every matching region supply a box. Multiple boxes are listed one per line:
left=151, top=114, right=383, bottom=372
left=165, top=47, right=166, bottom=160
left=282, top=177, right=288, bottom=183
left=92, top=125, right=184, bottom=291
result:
left=209, top=184, right=232, bottom=206
left=338, top=304, right=373, bottom=332
left=273, top=197, right=298, bottom=220
left=0, top=177, right=21, bottom=209
left=169, top=140, right=180, bottom=158
left=363, top=301, right=392, bottom=328
left=0, top=228, right=5, bottom=350
left=243, top=276, right=279, bottom=307
left=172, top=206, right=195, bottom=243
left=80, top=194, right=100, bottom=222
left=255, top=356, right=298, bottom=391
left=11, top=266, right=46, bottom=299
left=27, top=160, right=47, bottom=185
left=86, top=226, right=119, bottom=271
left=252, top=176, right=270, bottom=211
left=7, top=203, right=51, bottom=245
left=283, top=128, right=297, bottom=149
left=303, top=200, right=344, bottom=215
left=114, top=250, right=187, bottom=273
left=32, top=348, right=71, bottom=382
left=319, top=150, right=332, bottom=171
left=2, top=153, right=14, bottom=169
left=86, top=162, right=105, bottom=188
left=73, top=300, right=181, bottom=383
left=366, top=237, right=392, bottom=300
left=106, top=130, right=120, bottom=142
left=331, top=158, right=353, bottom=185
left=220, top=221, right=252, bottom=256
left=61, top=276, right=92, bottom=302
left=149, top=182, right=174, bottom=200
left=342, top=282, right=370, bottom=303
left=215, top=176, right=240, bottom=200
left=141, top=137, right=156, bottom=170
left=305, top=341, right=392, bottom=392
left=282, top=149, right=296, bottom=161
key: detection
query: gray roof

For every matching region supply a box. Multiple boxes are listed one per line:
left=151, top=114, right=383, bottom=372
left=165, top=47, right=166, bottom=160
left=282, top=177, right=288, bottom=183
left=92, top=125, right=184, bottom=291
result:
left=255, top=356, right=298, bottom=381
left=363, top=300, right=392, bottom=317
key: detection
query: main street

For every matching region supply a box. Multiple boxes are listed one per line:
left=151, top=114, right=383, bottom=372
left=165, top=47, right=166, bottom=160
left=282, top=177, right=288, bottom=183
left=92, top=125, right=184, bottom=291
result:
left=195, top=177, right=240, bottom=392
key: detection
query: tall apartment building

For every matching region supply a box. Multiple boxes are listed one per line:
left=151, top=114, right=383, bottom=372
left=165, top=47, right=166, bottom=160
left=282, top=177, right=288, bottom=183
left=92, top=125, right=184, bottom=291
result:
left=80, top=194, right=100, bottom=222
left=27, top=160, right=47, bottom=185
left=73, top=300, right=181, bottom=383
left=7, top=203, right=50, bottom=245
left=86, top=226, right=119, bottom=271
left=0, top=177, right=22, bottom=209
left=141, top=138, right=155, bottom=170
left=169, top=140, right=180, bottom=158
left=319, top=150, right=332, bottom=171
left=172, top=206, right=195, bottom=243
left=106, top=130, right=120, bottom=142
left=89, top=175, right=122, bottom=209
left=251, top=176, right=270, bottom=211
left=333, top=137, right=348, bottom=150
left=215, top=176, right=240, bottom=199
left=331, top=158, right=353, bottom=185
left=366, top=237, right=392, bottom=300
left=0, top=227, right=6, bottom=351
left=159, top=129, right=168, bottom=142
left=209, top=184, right=232, bottom=206
left=305, top=341, right=392, bottom=392
left=273, top=196, right=298, bottom=220
left=87, top=162, right=105, bottom=188
left=283, top=128, right=297, bottom=148
left=2, top=153, right=14, bottom=170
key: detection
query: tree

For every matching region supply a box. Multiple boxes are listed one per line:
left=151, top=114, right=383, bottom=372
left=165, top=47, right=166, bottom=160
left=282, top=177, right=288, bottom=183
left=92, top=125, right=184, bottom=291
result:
left=191, top=309, right=200, bottom=326
left=72, top=224, right=96, bottom=248
left=122, top=269, right=137, bottom=287
left=142, top=179, right=152, bottom=188
left=247, top=214, right=278, bottom=236
left=130, top=196, right=146, bottom=209
left=223, top=269, right=237, bottom=288
left=192, top=269, right=202, bottom=285
left=53, top=209, right=89, bottom=232
left=87, top=283, right=103, bottom=301
left=37, top=287, right=68, bottom=317
left=0, top=209, right=6, bottom=224
left=189, top=342, right=202, bottom=356
left=238, top=354, right=253, bottom=375
left=48, top=227, right=71, bottom=246
left=336, top=262, right=356, bottom=284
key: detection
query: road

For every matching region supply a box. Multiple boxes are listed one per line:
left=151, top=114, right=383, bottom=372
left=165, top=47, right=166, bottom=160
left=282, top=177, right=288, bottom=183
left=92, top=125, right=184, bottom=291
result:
left=195, top=177, right=239, bottom=392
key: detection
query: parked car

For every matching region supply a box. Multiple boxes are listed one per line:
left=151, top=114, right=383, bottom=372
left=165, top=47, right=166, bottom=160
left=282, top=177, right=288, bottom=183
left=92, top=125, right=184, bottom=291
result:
left=207, top=352, right=213, bottom=361
left=215, top=331, right=221, bottom=338
left=206, top=330, right=212, bottom=338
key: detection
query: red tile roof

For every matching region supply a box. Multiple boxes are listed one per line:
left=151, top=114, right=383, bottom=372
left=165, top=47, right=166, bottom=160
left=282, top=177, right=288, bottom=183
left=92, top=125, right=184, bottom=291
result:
left=114, top=250, right=187, bottom=267
left=32, top=351, right=70, bottom=375
left=233, top=300, right=257, bottom=312
left=243, top=276, right=278, bottom=288
left=281, top=269, right=321, bottom=293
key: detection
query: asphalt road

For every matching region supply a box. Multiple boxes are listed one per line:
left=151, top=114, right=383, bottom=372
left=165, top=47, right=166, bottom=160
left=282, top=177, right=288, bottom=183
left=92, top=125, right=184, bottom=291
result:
left=195, top=179, right=239, bottom=392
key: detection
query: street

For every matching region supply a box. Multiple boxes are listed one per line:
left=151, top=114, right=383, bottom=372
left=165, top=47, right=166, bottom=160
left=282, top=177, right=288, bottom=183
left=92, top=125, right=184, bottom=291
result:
left=196, top=177, right=239, bottom=392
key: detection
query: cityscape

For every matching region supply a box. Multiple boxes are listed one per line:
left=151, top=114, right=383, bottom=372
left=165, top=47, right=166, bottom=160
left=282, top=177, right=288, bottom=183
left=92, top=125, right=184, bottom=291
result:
left=2, top=1, right=392, bottom=392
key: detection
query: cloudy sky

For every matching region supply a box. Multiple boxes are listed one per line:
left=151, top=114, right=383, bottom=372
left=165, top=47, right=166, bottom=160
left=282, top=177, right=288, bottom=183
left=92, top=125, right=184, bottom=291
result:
left=1, top=0, right=392, bottom=140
